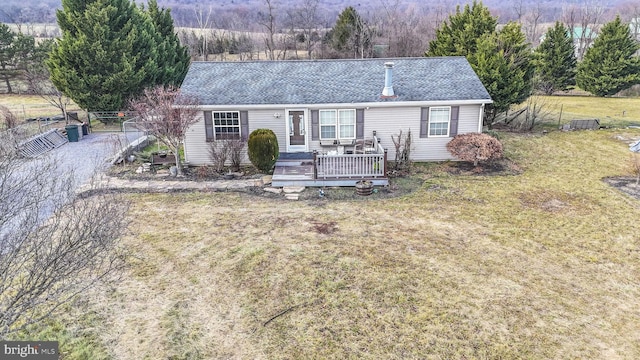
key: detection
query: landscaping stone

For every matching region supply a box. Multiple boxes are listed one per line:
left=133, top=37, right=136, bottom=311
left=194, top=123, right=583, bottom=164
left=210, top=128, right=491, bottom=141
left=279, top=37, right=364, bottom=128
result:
left=283, top=186, right=305, bottom=194
left=262, top=175, right=273, bottom=185
left=264, top=187, right=282, bottom=194
left=284, top=193, right=300, bottom=200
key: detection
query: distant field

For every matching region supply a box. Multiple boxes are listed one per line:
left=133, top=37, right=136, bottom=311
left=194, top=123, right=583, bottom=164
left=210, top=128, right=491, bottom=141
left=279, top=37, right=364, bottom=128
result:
left=0, top=94, right=82, bottom=121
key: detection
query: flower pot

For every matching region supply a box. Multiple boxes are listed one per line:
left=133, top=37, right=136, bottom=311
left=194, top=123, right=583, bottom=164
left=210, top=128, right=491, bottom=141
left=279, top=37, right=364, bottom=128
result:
left=355, top=180, right=373, bottom=196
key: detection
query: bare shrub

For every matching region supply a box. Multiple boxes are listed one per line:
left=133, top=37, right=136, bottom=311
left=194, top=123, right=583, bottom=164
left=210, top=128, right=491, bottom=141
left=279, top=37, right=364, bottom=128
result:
left=0, top=105, right=18, bottom=130
left=391, top=129, right=412, bottom=172
left=227, top=138, right=246, bottom=172
left=446, top=133, right=504, bottom=167
left=0, top=133, right=129, bottom=338
left=493, top=96, right=556, bottom=131
left=208, top=141, right=230, bottom=173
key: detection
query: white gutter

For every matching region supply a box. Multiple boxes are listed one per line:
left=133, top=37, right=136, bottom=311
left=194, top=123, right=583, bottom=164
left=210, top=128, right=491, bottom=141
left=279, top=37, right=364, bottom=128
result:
left=199, top=99, right=493, bottom=111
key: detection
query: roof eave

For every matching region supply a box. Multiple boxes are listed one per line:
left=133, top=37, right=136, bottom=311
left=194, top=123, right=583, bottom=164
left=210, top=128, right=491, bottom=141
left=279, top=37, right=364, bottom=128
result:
left=198, top=99, right=493, bottom=111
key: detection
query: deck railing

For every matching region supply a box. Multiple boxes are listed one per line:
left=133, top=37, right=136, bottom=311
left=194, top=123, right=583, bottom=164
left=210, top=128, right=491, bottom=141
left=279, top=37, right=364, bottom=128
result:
left=314, top=141, right=387, bottom=179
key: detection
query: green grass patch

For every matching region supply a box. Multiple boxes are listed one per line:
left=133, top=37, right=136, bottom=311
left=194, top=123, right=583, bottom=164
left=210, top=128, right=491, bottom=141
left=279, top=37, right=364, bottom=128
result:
left=536, top=95, right=640, bottom=128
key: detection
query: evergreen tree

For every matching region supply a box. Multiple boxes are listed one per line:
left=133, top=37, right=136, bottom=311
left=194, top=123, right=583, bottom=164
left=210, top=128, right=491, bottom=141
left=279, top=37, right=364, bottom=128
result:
left=425, top=2, right=533, bottom=126
left=576, top=16, right=640, bottom=96
left=48, top=0, right=160, bottom=111
left=426, top=1, right=497, bottom=57
left=328, top=6, right=372, bottom=58
left=0, top=24, right=18, bottom=93
left=471, top=22, right=534, bottom=121
left=534, top=22, right=577, bottom=95
left=144, top=0, right=189, bottom=87
left=0, top=24, right=40, bottom=94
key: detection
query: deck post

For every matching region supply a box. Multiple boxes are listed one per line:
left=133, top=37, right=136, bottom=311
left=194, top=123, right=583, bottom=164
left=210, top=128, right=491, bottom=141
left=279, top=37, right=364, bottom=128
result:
left=313, top=150, right=318, bottom=180
left=383, top=148, right=388, bottom=175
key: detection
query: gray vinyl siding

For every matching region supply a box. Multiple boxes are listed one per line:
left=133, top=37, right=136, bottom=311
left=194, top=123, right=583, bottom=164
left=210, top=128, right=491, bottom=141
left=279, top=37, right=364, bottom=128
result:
left=363, top=105, right=481, bottom=161
left=184, top=109, right=285, bottom=165
left=184, top=104, right=482, bottom=165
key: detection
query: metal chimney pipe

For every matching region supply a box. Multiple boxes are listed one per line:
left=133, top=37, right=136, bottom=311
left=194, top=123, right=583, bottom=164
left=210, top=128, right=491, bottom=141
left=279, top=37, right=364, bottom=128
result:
left=382, top=62, right=394, bottom=97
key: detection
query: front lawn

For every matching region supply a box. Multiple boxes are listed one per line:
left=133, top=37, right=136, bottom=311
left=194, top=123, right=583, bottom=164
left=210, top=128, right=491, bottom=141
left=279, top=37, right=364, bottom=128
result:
left=27, top=128, right=640, bottom=359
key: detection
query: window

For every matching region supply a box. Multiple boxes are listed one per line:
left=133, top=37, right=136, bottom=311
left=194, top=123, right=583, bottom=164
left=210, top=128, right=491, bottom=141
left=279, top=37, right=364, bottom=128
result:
left=320, top=110, right=336, bottom=139
left=213, top=111, right=240, bottom=140
left=429, top=107, right=450, bottom=137
left=338, top=110, right=355, bottom=139
left=319, top=109, right=356, bottom=140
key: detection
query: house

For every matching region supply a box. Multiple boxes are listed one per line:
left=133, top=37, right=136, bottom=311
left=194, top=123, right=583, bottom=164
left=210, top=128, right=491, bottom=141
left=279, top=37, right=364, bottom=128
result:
left=180, top=57, right=492, bottom=186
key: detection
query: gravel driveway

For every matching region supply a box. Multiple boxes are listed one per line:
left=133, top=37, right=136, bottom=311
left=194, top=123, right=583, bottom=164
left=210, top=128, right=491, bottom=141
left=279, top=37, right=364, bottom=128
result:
left=50, top=132, right=137, bottom=187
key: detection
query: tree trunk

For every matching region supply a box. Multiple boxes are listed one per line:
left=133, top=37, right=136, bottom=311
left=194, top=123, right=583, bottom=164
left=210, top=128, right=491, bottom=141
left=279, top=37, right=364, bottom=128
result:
left=173, top=144, right=183, bottom=176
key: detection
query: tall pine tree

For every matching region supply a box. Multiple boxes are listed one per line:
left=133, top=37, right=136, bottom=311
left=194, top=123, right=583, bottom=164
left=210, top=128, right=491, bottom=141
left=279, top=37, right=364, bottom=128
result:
left=426, top=1, right=497, bottom=57
left=576, top=16, right=640, bottom=96
left=48, top=0, right=160, bottom=111
left=144, top=0, right=189, bottom=87
left=426, top=2, right=533, bottom=125
left=534, top=22, right=577, bottom=95
left=470, top=22, right=534, bottom=121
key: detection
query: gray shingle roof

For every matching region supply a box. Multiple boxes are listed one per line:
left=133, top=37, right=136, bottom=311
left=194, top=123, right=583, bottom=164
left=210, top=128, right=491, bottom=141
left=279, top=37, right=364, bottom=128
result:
left=180, top=57, right=491, bottom=106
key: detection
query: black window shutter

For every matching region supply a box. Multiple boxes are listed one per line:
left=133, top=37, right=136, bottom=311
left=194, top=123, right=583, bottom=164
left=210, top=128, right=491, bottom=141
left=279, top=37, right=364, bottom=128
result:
left=204, top=111, right=213, bottom=141
left=311, top=110, right=319, bottom=140
left=449, top=106, right=459, bottom=137
left=420, top=107, right=429, bottom=138
left=240, top=111, right=249, bottom=140
left=356, top=109, right=365, bottom=139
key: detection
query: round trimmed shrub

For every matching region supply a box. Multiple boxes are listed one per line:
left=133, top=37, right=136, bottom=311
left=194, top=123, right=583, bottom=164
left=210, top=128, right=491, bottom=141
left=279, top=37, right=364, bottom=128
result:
left=446, top=133, right=503, bottom=166
left=248, top=129, right=279, bottom=173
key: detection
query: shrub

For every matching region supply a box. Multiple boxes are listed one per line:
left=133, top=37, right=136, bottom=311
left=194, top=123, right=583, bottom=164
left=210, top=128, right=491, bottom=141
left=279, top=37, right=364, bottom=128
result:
left=446, top=133, right=504, bottom=166
left=248, top=129, right=279, bottom=173
left=208, top=142, right=230, bottom=173
left=227, top=138, right=246, bottom=172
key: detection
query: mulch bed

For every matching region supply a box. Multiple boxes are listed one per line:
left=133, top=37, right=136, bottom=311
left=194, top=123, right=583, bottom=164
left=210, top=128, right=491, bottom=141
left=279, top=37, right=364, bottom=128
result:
left=438, top=158, right=523, bottom=176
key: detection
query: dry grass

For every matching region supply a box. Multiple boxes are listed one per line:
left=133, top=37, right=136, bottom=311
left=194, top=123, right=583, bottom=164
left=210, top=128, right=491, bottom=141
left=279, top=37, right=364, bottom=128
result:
left=539, top=95, right=640, bottom=127
left=65, top=129, right=640, bottom=359
left=0, top=94, right=81, bottom=121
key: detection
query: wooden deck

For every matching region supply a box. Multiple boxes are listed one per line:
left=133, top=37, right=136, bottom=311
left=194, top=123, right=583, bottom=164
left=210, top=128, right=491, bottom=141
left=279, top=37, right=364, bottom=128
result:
left=271, top=146, right=389, bottom=187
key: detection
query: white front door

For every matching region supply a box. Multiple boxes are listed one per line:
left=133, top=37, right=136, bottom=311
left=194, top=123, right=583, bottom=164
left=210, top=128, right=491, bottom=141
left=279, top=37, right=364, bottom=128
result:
left=286, top=109, right=308, bottom=152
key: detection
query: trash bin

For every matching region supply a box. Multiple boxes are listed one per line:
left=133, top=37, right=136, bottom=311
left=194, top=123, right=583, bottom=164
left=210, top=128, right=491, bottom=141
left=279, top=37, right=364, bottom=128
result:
left=65, top=124, right=79, bottom=142
left=81, top=122, right=89, bottom=136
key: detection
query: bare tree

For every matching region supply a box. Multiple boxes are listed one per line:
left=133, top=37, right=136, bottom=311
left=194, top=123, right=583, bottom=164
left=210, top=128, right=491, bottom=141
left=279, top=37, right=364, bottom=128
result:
left=0, top=130, right=129, bottom=338
left=258, top=0, right=278, bottom=60
left=194, top=6, right=212, bottom=61
left=288, top=0, right=323, bottom=59
left=376, top=1, right=427, bottom=57
left=129, top=86, right=200, bottom=176
left=562, top=0, right=605, bottom=60
left=512, top=0, right=542, bottom=45
left=23, top=48, right=73, bottom=124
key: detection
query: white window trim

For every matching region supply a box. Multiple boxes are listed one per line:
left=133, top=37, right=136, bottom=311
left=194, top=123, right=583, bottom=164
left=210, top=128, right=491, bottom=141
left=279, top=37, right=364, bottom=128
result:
left=319, top=109, right=356, bottom=140
left=212, top=111, right=241, bottom=140
left=428, top=106, right=451, bottom=138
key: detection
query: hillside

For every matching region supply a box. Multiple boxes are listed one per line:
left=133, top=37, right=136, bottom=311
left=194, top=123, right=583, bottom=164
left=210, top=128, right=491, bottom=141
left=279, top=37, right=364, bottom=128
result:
left=1, top=0, right=633, bottom=26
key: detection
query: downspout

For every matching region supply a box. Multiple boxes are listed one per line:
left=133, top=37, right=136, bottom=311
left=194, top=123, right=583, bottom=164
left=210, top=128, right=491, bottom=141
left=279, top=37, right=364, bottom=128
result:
left=478, top=103, right=485, bottom=132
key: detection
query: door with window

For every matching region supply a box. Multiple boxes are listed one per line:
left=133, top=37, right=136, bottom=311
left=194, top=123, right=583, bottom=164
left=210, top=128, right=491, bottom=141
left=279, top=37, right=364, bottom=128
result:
left=287, top=110, right=307, bottom=152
